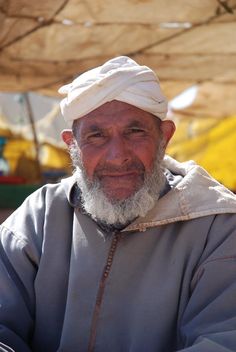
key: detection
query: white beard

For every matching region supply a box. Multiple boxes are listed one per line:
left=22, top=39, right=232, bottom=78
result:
left=69, top=141, right=166, bottom=227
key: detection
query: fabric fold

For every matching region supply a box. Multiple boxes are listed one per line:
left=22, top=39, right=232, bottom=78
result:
left=58, top=56, right=168, bottom=124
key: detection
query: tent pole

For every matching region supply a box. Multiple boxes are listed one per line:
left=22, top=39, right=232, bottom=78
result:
left=24, top=93, right=43, bottom=183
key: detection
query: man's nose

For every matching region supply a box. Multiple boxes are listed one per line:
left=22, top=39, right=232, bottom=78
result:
left=105, top=136, right=131, bottom=166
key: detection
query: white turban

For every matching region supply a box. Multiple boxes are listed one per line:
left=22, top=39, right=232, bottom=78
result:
left=58, top=56, right=168, bottom=125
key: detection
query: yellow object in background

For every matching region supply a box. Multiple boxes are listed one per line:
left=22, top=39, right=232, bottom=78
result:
left=3, top=138, right=71, bottom=183
left=168, top=115, right=236, bottom=191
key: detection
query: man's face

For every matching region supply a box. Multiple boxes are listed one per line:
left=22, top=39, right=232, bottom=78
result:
left=72, top=101, right=165, bottom=201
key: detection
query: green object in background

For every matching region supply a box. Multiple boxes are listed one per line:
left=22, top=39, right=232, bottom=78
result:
left=0, top=184, right=40, bottom=208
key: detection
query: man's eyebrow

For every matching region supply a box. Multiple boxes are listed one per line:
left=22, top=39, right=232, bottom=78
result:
left=83, top=124, right=104, bottom=133
left=126, top=120, right=146, bottom=128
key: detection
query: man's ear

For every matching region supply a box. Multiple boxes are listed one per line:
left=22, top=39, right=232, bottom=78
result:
left=61, top=129, right=74, bottom=147
left=160, top=120, right=176, bottom=148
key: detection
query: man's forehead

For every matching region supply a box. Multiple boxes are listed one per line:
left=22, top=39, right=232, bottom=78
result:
left=75, top=100, right=159, bottom=129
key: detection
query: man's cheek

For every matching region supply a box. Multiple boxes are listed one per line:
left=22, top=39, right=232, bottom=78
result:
left=81, top=160, right=96, bottom=181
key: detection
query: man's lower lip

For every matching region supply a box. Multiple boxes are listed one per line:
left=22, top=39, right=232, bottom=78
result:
left=99, top=173, right=141, bottom=178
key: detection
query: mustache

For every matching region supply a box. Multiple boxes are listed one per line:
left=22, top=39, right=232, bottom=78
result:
left=94, top=161, right=145, bottom=175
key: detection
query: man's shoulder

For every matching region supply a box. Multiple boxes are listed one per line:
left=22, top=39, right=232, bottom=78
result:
left=26, top=175, right=75, bottom=204
left=1, top=176, right=75, bottom=232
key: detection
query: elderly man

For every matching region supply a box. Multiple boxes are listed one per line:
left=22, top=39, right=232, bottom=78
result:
left=0, top=57, right=236, bottom=352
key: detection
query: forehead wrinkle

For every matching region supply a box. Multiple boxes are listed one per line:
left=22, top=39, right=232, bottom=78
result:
left=73, top=101, right=161, bottom=137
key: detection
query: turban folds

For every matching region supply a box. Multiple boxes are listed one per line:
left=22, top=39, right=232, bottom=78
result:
left=58, top=56, right=168, bottom=124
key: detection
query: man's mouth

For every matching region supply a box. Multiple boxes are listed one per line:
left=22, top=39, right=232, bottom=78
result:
left=93, top=163, right=145, bottom=198
left=98, top=171, right=141, bottom=177
left=97, top=171, right=144, bottom=182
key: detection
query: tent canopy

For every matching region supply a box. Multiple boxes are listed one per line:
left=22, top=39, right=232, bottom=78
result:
left=0, top=0, right=236, bottom=119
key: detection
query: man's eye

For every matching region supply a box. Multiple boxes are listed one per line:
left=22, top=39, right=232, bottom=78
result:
left=87, top=132, right=103, bottom=139
left=86, top=132, right=105, bottom=142
left=126, top=128, right=145, bottom=134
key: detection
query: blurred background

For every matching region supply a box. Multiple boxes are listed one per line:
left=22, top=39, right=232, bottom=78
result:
left=0, top=0, right=236, bottom=221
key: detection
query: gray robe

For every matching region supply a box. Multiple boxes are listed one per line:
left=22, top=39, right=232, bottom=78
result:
left=0, top=156, right=236, bottom=352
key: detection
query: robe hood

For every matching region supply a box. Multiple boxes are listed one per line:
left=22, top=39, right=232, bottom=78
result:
left=61, top=156, right=236, bottom=232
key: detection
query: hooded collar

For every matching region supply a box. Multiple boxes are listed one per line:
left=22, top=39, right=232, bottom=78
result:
left=61, top=156, right=236, bottom=232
